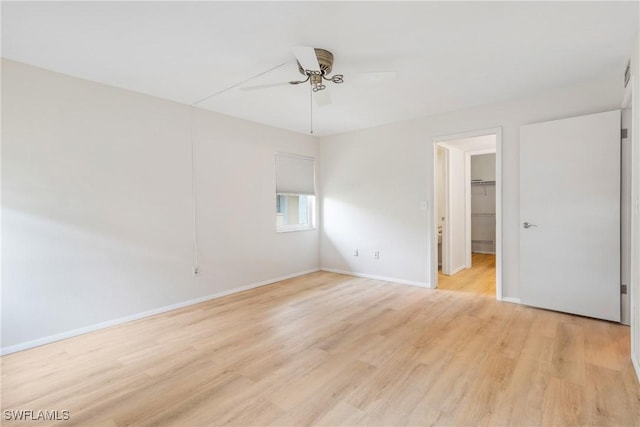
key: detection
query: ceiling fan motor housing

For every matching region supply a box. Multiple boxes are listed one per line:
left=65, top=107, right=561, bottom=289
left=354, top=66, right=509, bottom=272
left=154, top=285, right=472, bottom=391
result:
left=298, top=48, right=334, bottom=75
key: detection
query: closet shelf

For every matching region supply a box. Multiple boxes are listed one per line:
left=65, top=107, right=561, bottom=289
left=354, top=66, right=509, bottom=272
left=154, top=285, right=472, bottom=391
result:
left=471, top=180, right=496, bottom=185
left=471, top=213, right=496, bottom=217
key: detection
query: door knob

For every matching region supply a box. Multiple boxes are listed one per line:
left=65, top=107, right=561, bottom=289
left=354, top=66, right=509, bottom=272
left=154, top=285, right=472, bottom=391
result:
left=523, top=222, right=537, bottom=228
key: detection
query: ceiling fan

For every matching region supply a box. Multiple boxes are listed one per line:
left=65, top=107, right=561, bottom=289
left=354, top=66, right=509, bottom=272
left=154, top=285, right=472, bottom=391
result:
left=190, top=46, right=394, bottom=133
left=236, top=46, right=395, bottom=132
left=241, top=47, right=344, bottom=97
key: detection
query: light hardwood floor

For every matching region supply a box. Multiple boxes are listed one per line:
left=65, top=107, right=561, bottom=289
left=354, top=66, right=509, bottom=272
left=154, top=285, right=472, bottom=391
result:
left=438, top=253, right=496, bottom=296
left=2, top=271, right=639, bottom=426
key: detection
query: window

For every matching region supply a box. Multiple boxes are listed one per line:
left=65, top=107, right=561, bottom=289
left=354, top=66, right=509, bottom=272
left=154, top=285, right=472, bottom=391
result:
left=275, top=153, right=316, bottom=232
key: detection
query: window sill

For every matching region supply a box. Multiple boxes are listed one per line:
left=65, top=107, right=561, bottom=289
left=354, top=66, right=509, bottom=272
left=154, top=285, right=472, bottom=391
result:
left=276, top=226, right=316, bottom=233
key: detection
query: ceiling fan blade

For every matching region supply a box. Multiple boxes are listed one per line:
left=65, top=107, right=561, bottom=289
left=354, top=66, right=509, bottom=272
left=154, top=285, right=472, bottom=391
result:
left=315, top=88, right=332, bottom=107
left=353, top=71, right=397, bottom=83
left=239, top=82, right=292, bottom=91
left=292, top=46, right=321, bottom=72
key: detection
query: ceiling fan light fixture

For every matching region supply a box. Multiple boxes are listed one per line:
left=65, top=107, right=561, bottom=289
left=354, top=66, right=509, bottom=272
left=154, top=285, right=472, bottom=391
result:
left=310, top=74, right=326, bottom=92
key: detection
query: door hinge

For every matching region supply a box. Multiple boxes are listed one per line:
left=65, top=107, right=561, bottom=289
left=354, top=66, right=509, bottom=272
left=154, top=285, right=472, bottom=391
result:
left=621, top=128, right=628, bottom=139
left=621, top=284, right=628, bottom=295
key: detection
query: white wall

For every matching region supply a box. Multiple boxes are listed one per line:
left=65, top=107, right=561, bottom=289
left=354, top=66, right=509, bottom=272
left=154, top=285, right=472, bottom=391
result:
left=319, top=75, right=623, bottom=295
left=1, top=60, right=319, bottom=351
left=445, top=146, right=467, bottom=274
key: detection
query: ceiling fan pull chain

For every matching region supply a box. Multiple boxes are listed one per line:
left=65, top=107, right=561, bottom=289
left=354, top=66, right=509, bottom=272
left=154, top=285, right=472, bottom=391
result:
left=309, top=84, right=314, bottom=135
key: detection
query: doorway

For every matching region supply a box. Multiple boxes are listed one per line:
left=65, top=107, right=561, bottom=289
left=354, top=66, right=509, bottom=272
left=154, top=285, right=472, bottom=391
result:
left=431, top=128, right=503, bottom=300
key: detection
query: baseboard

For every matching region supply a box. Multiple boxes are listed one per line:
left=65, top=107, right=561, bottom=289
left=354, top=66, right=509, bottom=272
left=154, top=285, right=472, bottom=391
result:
left=0, top=268, right=319, bottom=356
left=501, top=297, right=521, bottom=304
left=633, top=351, right=640, bottom=384
left=321, top=267, right=430, bottom=288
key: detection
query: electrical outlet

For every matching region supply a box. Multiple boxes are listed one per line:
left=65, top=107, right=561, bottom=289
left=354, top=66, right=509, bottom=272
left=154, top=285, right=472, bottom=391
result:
left=353, top=248, right=359, bottom=256
left=374, top=251, right=380, bottom=260
left=193, top=266, right=200, bottom=276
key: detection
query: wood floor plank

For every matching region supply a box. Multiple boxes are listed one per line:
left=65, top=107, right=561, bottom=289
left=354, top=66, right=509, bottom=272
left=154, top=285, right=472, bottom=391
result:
left=438, top=253, right=496, bottom=295
left=541, top=376, right=585, bottom=426
left=550, top=321, right=587, bottom=385
left=490, top=352, right=550, bottom=426
left=356, top=362, right=435, bottom=426
left=312, top=401, right=364, bottom=427
left=451, top=351, right=516, bottom=426
left=582, top=363, right=635, bottom=426
left=271, top=359, right=374, bottom=426
left=584, top=319, right=628, bottom=371
left=2, top=266, right=638, bottom=427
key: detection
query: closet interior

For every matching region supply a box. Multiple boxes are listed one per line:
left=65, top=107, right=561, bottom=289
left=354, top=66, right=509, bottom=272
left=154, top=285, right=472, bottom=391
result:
left=470, top=154, right=496, bottom=254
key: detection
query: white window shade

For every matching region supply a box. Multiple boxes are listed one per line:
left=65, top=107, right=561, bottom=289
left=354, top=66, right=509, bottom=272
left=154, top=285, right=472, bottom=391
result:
left=275, top=153, right=315, bottom=195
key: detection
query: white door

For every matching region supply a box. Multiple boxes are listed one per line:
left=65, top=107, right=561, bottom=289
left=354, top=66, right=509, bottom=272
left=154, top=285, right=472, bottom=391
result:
left=520, top=110, right=620, bottom=321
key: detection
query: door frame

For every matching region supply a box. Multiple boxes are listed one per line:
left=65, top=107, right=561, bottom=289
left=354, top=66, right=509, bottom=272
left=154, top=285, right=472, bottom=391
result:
left=431, top=127, right=503, bottom=301
left=623, top=74, right=639, bottom=380
left=436, top=145, right=451, bottom=275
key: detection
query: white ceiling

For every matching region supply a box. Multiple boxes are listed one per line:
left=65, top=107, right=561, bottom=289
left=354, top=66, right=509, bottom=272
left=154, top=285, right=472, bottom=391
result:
left=2, top=2, right=638, bottom=136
